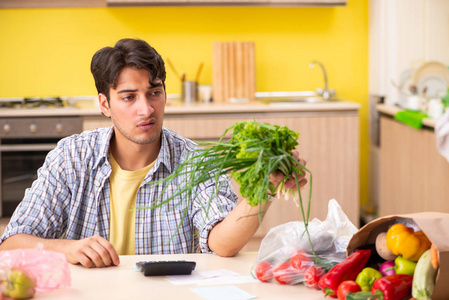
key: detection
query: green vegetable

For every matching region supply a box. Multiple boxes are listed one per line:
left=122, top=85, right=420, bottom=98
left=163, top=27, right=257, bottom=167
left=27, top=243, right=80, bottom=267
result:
left=2, top=269, right=36, bottom=299
left=412, top=249, right=437, bottom=300
left=345, top=291, right=374, bottom=300
left=395, top=255, right=417, bottom=275
left=355, top=267, right=382, bottom=292
left=142, top=121, right=314, bottom=255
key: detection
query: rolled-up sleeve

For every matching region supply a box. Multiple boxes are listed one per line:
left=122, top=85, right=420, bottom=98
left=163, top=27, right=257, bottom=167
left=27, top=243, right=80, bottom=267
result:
left=192, top=174, right=238, bottom=253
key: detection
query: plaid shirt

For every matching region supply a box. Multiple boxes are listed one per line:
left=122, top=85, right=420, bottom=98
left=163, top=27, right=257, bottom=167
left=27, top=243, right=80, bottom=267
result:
left=0, top=127, right=237, bottom=254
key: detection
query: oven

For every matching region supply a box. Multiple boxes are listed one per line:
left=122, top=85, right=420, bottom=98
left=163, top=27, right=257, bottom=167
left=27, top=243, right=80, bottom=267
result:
left=0, top=117, right=83, bottom=217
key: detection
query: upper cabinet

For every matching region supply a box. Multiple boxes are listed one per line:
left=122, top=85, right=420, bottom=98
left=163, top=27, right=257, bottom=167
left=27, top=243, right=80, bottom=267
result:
left=0, top=0, right=346, bottom=8
left=0, top=0, right=106, bottom=8
left=106, top=0, right=346, bottom=6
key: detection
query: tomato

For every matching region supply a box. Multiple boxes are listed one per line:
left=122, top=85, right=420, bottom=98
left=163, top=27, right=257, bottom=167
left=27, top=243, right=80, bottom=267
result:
left=254, top=261, right=273, bottom=282
left=337, top=280, right=361, bottom=300
left=290, top=250, right=312, bottom=273
left=273, top=262, right=297, bottom=285
left=304, top=266, right=326, bottom=289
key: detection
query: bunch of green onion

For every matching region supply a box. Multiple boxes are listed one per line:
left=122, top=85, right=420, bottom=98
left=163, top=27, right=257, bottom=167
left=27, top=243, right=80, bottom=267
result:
left=145, top=120, right=315, bottom=256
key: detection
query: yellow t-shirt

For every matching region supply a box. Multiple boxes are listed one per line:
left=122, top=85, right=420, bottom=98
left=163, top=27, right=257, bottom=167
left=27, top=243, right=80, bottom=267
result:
left=109, top=154, right=155, bottom=255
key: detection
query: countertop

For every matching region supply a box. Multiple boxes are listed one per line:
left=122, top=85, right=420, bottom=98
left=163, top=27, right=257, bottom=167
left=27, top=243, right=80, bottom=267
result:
left=0, top=99, right=360, bottom=118
left=377, top=103, right=436, bottom=128
left=33, top=252, right=327, bottom=299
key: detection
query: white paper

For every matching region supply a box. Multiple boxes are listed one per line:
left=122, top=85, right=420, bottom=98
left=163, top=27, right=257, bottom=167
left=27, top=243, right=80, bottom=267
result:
left=190, top=285, right=256, bottom=300
left=165, top=269, right=257, bottom=286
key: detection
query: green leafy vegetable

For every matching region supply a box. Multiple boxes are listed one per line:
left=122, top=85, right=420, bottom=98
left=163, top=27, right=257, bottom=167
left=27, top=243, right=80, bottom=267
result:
left=143, top=120, right=315, bottom=256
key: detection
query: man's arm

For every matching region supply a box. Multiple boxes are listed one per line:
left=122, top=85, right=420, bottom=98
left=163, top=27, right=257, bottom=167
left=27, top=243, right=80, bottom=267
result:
left=0, top=234, right=120, bottom=268
left=208, top=154, right=307, bottom=257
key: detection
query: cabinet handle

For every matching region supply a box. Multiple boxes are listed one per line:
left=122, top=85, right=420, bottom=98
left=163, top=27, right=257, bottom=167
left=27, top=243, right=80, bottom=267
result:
left=3, top=123, right=11, bottom=133
left=29, top=123, right=37, bottom=133
left=56, top=123, right=63, bottom=133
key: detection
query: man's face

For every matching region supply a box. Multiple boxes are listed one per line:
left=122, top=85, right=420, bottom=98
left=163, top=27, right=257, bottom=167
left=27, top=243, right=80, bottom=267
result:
left=100, top=67, right=166, bottom=147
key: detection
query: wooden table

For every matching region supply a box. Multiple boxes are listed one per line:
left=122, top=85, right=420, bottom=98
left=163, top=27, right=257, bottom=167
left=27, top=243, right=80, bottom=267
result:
left=34, top=252, right=326, bottom=299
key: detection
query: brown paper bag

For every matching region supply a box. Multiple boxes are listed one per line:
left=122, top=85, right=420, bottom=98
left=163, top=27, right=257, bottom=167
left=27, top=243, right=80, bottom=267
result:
left=346, top=212, right=449, bottom=300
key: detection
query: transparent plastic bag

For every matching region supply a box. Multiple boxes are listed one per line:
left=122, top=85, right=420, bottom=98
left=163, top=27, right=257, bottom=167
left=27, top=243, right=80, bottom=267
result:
left=0, top=249, right=71, bottom=293
left=252, top=199, right=358, bottom=287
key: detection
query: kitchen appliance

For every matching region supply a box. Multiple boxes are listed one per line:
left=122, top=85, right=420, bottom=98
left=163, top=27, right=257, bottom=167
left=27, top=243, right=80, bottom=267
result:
left=0, top=116, right=83, bottom=217
left=0, top=97, right=65, bottom=109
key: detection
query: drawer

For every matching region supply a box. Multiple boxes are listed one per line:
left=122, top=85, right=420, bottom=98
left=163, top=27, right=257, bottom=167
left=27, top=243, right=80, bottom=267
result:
left=0, top=117, right=83, bottom=138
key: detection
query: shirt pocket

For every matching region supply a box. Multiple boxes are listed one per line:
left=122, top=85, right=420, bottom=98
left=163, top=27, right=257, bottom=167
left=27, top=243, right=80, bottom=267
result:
left=163, top=209, right=194, bottom=254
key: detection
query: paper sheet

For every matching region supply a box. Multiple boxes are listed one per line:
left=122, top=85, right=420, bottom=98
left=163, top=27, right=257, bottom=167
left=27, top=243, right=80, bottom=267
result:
left=165, top=269, right=257, bottom=286
left=190, top=285, right=256, bottom=300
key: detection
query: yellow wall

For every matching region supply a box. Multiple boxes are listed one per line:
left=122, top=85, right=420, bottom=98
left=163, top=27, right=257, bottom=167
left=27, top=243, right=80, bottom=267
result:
left=0, top=1, right=369, bottom=205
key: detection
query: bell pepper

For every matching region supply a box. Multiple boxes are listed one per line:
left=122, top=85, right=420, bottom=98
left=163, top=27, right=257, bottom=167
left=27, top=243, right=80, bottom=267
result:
left=318, top=249, right=371, bottom=298
left=345, top=291, right=375, bottom=300
left=355, top=267, right=382, bottom=292
left=371, top=274, right=413, bottom=300
left=386, top=223, right=431, bottom=261
left=394, top=255, right=417, bottom=275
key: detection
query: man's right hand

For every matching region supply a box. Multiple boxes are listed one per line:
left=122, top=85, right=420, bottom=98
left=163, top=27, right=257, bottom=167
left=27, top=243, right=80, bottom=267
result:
left=60, top=235, right=120, bottom=268
left=0, top=234, right=120, bottom=268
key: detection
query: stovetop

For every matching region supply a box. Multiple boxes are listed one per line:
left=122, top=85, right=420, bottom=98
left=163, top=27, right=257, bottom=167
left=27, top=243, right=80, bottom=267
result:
left=0, top=97, right=65, bottom=109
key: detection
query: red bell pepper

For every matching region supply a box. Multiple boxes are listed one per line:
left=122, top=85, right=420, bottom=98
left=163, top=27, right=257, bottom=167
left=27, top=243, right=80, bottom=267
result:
left=371, top=274, right=413, bottom=300
left=318, top=249, right=371, bottom=298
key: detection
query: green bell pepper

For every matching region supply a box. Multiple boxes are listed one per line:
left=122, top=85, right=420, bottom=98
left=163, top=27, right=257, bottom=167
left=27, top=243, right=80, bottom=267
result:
left=355, top=267, right=382, bottom=292
left=395, top=255, right=417, bottom=275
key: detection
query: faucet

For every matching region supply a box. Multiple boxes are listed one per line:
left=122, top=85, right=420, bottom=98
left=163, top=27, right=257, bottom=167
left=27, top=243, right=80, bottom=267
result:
left=309, top=61, right=335, bottom=100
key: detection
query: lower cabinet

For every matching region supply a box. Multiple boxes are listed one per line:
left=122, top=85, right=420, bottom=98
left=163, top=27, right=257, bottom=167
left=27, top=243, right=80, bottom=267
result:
left=84, top=109, right=360, bottom=251
left=379, top=115, right=449, bottom=216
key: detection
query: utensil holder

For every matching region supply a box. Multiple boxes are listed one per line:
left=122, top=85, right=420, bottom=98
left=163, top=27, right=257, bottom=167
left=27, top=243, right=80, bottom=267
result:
left=181, top=81, right=198, bottom=103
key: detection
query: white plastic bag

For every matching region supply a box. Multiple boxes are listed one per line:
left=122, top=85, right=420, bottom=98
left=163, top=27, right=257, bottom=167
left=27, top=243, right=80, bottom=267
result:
left=252, top=199, right=358, bottom=286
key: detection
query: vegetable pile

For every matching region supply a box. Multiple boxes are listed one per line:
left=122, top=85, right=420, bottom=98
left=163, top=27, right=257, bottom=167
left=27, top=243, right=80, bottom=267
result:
left=252, top=222, right=440, bottom=300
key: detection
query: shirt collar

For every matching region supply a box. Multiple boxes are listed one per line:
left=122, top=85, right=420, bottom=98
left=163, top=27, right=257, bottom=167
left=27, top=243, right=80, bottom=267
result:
left=155, top=127, right=173, bottom=174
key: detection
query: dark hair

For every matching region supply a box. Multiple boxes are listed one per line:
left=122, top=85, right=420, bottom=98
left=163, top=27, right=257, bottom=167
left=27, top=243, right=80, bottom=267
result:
left=90, top=38, right=166, bottom=100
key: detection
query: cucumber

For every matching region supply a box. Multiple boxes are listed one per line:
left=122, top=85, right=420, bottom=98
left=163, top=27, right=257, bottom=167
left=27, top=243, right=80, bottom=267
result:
left=412, top=249, right=438, bottom=300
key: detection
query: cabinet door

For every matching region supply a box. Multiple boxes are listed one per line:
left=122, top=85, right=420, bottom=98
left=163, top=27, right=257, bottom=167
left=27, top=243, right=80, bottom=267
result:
left=84, top=112, right=359, bottom=251
left=379, top=116, right=449, bottom=216
left=164, top=113, right=360, bottom=232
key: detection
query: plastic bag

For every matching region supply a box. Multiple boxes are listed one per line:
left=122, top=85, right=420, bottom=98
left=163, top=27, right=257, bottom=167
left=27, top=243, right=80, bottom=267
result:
left=252, top=199, right=358, bottom=287
left=0, top=249, right=71, bottom=292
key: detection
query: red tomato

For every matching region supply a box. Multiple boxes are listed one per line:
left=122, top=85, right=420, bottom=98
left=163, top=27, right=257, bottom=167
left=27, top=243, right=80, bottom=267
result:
left=304, top=266, right=326, bottom=289
left=272, top=262, right=296, bottom=285
left=254, top=261, right=273, bottom=282
left=290, top=250, right=312, bottom=273
left=337, top=280, right=361, bottom=300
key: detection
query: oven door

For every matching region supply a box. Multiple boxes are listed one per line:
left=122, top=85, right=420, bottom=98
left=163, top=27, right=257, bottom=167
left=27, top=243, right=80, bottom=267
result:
left=0, top=139, right=57, bottom=217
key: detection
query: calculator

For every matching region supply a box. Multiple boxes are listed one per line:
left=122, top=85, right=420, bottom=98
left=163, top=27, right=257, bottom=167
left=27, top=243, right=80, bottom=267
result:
left=136, top=260, right=196, bottom=276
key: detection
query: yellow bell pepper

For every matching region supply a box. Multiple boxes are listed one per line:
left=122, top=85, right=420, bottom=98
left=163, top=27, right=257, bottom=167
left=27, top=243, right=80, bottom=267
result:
left=386, top=223, right=431, bottom=261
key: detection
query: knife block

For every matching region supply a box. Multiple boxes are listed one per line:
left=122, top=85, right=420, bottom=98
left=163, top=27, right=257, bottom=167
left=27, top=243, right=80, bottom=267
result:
left=212, top=42, right=256, bottom=103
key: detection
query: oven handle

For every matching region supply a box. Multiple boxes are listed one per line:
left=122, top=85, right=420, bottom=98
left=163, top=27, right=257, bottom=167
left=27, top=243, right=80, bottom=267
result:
left=0, top=143, right=57, bottom=152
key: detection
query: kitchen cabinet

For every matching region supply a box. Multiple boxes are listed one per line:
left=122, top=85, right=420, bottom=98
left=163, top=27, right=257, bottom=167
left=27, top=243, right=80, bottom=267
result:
left=0, top=0, right=105, bottom=8
left=0, top=102, right=359, bottom=249
left=106, top=0, right=346, bottom=6
left=83, top=102, right=360, bottom=251
left=1, top=0, right=345, bottom=8
left=378, top=111, right=449, bottom=217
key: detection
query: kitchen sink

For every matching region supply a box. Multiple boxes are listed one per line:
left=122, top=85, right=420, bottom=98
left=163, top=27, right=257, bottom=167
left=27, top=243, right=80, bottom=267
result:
left=255, top=91, right=337, bottom=105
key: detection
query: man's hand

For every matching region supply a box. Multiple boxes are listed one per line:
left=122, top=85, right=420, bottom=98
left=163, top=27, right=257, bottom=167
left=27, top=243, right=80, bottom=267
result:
left=60, top=235, right=120, bottom=268
left=269, top=150, right=307, bottom=190
left=0, top=234, right=120, bottom=268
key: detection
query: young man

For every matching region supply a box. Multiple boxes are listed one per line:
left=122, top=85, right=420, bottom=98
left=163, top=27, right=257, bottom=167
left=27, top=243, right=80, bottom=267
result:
left=0, top=38, right=307, bottom=268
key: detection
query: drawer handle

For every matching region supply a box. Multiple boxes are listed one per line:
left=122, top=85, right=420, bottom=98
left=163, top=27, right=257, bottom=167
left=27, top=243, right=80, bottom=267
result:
left=56, top=123, right=63, bottom=133
left=29, top=123, right=37, bottom=133
left=3, top=123, right=11, bottom=133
